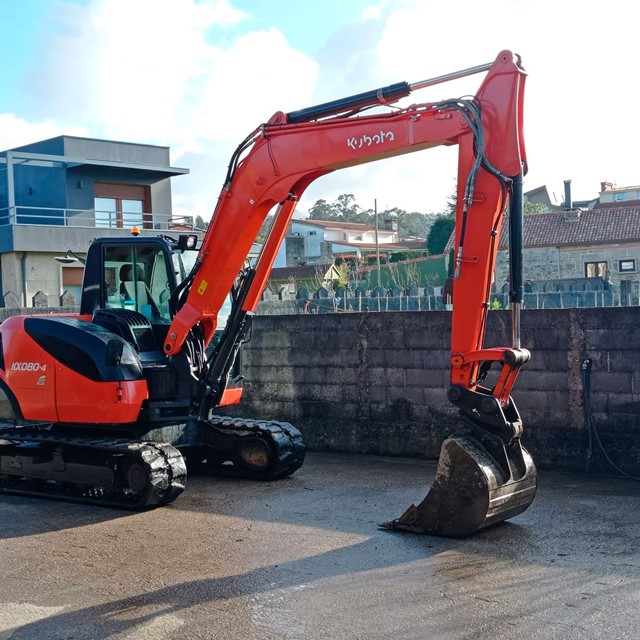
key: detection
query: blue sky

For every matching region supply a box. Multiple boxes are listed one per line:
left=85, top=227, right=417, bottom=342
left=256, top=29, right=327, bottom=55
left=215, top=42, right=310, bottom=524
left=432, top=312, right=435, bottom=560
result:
left=0, top=0, right=46, bottom=107
left=1, top=0, right=638, bottom=219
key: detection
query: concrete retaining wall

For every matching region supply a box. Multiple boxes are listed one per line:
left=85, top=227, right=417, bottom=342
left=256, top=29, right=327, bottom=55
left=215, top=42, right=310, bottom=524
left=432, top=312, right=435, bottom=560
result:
left=227, top=308, right=640, bottom=475
left=3, top=305, right=637, bottom=474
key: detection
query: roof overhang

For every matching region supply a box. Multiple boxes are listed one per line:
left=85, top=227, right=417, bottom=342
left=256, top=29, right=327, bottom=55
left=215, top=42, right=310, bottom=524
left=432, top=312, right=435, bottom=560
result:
left=0, top=150, right=189, bottom=180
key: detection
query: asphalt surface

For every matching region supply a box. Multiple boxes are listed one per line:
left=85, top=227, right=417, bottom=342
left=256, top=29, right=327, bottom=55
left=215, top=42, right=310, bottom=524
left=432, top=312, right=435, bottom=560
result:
left=1, top=452, right=639, bottom=640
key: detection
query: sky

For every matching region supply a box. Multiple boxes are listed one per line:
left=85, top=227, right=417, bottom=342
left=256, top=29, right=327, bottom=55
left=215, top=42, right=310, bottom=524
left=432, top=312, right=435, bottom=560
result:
left=0, top=0, right=638, bottom=221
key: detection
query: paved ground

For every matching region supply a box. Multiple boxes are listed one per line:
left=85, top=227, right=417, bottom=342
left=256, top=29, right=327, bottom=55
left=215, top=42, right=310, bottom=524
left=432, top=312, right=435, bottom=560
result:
left=1, top=452, right=639, bottom=640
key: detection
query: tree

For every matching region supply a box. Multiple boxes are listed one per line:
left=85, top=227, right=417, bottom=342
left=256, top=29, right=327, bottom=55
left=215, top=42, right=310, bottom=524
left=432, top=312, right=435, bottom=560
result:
left=309, top=194, right=365, bottom=221
left=194, top=214, right=208, bottom=230
left=524, top=201, right=548, bottom=215
left=388, top=249, right=430, bottom=263
left=444, top=182, right=457, bottom=216
left=307, top=195, right=439, bottom=239
left=308, top=198, right=333, bottom=220
left=256, top=214, right=275, bottom=244
left=333, top=262, right=349, bottom=288
left=391, top=209, right=437, bottom=239
left=334, top=193, right=362, bottom=220
left=427, top=214, right=455, bottom=255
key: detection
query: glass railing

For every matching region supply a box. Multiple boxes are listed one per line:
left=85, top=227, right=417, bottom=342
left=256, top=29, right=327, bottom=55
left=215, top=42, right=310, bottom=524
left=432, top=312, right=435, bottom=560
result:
left=0, top=206, right=202, bottom=230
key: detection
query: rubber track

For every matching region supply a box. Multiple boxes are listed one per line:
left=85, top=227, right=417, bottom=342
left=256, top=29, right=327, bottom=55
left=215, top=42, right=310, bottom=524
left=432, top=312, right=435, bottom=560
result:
left=205, top=415, right=306, bottom=479
left=0, top=426, right=186, bottom=509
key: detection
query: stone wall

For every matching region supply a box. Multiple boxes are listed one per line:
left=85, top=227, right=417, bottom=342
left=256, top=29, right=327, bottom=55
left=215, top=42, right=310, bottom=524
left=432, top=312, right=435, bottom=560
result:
left=226, top=308, right=640, bottom=475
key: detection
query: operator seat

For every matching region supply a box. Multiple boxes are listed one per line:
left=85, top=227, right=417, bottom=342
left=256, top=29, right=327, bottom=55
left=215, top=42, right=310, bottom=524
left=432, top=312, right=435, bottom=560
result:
left=119, top=264, right=152, bottom=306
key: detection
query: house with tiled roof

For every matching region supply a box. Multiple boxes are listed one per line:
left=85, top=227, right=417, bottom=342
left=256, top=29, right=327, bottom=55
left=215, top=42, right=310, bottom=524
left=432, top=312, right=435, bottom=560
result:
left=273, top=217, right=425, bottom=268
left=494, top=205, right=640, bottom=303
left=595, top=181, right=640, bottom=209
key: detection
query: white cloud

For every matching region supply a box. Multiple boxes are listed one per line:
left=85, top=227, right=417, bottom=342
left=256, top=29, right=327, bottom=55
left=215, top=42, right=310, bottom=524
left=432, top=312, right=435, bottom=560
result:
left=362, top=0, right=391, bottom=20
left=15, top=0, right=319, bottom=220
left=194, top=0, right=248, bottom=26
left=195, top=27, right=319, bottom=144
left=7, top=0, right=640, bottom=222
left=299, top=0, right=640, bottom=213
left=0, top=113, right=88, bottom=151
left=367, top=0, right=640, bottom=203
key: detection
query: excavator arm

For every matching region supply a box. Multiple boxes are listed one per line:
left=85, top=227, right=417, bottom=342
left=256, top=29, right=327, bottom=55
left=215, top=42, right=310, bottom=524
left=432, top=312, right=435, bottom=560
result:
left=166, top=50, right=536, bottom=537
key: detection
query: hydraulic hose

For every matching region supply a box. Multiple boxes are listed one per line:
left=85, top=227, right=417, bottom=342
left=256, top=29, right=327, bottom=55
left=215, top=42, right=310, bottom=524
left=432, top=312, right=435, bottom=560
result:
left=581, top=357, right=640, bottom=481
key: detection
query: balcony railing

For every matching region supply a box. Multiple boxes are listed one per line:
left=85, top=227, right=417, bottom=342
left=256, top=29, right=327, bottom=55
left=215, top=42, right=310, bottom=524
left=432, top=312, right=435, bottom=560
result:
left=0, top=206, right=203, bottom=231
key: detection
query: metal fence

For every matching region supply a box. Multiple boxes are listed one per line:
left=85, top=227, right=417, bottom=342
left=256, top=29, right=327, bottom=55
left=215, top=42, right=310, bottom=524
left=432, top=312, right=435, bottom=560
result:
left=0, top=206, right=202, bottom=231
left=256, top=285, right=639, bottom=315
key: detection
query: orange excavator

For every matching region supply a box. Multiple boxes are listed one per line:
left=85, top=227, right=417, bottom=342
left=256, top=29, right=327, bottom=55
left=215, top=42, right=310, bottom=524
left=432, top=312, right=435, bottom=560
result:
left=0, top=50, right=535, bottom=537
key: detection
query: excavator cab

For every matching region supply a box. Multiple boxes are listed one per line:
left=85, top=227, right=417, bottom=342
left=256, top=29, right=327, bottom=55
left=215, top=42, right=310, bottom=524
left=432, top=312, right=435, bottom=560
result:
left=79, top=233, right=243, bottom=419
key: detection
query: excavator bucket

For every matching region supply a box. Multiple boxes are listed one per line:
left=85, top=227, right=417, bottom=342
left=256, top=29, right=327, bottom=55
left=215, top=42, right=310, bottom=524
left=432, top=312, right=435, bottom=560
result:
left=381, top=432, right=537, bottom=538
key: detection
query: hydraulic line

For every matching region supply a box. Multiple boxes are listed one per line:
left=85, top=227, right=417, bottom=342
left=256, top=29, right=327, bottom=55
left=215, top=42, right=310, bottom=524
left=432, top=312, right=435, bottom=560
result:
left=581, top=357, right=640, bottom=481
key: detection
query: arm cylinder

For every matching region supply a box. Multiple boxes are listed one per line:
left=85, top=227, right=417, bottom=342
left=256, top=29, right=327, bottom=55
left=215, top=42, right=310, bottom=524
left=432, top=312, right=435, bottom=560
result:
left=286, top=60, right=493, bottom=124
left=286, top=82, right=411, bottom=124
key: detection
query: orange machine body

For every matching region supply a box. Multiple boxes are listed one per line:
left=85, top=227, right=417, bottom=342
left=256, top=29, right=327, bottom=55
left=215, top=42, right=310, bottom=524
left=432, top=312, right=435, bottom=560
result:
left=0, top=315, right=148, bottom=424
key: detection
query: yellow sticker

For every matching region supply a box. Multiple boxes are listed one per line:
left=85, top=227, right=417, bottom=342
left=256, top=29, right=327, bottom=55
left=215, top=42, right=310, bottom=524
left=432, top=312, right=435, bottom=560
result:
left=198, top=279, right=208, bottom=295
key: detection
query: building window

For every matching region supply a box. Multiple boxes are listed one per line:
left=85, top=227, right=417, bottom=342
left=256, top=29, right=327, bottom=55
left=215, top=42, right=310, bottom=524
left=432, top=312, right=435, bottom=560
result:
left=613, top=192, right=626, bottom=202
left=94, top=182, right=151, bottom=229
left=585, top=261, right=608, bottom=278
left=619, top=259, right=636, bottom=273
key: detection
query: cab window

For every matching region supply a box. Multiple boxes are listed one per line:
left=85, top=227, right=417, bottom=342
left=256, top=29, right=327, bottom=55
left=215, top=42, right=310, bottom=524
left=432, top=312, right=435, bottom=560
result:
left=103, top=244, right=173, bottom=324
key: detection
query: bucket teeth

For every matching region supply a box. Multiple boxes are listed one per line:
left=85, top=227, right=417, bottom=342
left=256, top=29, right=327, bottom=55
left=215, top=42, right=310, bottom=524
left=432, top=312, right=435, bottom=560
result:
left=380, top=434, right=537, bottom=538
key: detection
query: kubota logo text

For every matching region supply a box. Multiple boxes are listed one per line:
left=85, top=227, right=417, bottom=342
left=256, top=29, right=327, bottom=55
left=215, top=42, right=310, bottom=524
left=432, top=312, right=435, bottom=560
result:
left=347, top=130, right=395, bottom=150
left=11, top=362, right=47, bottom=372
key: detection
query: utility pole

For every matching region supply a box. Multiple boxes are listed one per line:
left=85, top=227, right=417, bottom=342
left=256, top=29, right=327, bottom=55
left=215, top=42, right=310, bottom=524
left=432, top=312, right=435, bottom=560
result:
left=374, top=199, right=381, bottom=286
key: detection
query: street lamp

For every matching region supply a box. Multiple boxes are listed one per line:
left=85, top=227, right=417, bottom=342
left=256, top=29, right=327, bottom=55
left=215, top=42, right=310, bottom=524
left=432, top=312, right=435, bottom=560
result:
left=54, top=250, right=86, bottom=265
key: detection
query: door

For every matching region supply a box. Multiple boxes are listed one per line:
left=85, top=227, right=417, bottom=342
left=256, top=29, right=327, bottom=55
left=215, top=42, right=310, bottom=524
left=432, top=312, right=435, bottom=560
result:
left=94, top=183, right=151, bottom=229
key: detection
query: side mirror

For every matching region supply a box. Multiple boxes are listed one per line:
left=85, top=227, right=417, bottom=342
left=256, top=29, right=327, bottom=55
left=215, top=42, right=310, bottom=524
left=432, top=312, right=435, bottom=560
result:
left=176, top=234, right=198, bottom=250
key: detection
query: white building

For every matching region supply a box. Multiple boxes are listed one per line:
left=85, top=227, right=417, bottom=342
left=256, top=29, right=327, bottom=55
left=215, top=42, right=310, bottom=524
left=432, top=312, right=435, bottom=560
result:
left=274, top=218, right=403, bottom=268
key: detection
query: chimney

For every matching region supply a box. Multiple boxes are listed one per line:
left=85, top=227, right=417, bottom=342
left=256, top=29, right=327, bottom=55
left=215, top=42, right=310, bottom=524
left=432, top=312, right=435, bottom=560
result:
left=563, top=180, right=572, bottom=209
left=600, top=181, right=613, bottom=193
left=563, top=208, right=581, bottom=222
left=382, top=217, right=398, bottom=232
left=562, top=179, right=581, bottom=220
